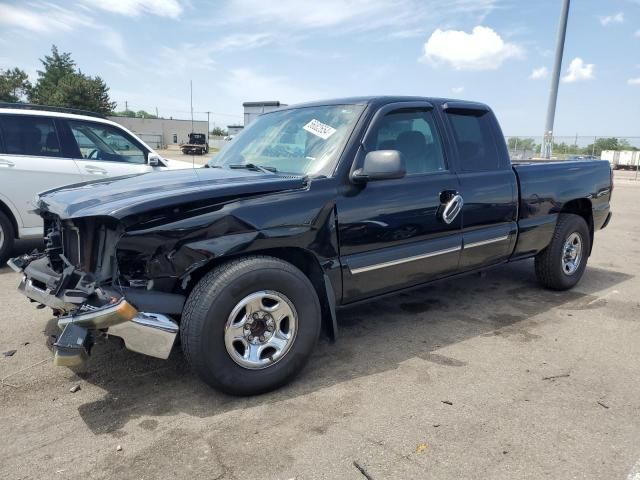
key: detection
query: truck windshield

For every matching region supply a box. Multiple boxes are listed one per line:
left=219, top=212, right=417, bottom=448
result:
left=209, top=104, right=365, bottom=176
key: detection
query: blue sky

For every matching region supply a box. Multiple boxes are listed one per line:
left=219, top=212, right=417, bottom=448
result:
left=0, top=0, right=638, bottom=136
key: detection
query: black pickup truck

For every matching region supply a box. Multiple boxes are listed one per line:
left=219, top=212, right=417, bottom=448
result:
left=9, top=97, right=612, bottom=395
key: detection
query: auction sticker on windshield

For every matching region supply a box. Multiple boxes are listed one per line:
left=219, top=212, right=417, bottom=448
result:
left=303, top=119, right=337, bottom=140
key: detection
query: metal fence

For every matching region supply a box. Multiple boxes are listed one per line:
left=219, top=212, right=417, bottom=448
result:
left=505, top=136, right=640, bottom=160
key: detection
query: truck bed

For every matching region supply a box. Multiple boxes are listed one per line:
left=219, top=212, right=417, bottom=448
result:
left=510, top=160, right=612, bottom=259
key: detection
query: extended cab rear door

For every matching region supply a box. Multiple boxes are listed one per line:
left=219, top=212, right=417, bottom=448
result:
left=337, top=102, right=462, bottom=302
left=441, top=102, right=518, bottom=270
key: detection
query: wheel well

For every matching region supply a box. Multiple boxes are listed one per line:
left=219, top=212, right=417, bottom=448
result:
left=0, top=200, right=19, bottom=239
left=560, top=198, right=594, bottom=254
left=185, top=247, right=337, bottom=339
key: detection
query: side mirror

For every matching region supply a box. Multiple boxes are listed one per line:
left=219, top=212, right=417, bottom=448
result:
left=351, top=150, right=406, bottom=183
left=148, top=153, right=165, bottom=167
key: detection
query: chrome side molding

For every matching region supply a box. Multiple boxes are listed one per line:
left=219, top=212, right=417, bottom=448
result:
left=350, top=245, right=461, bottom=275
left=463, top=235, right=510, bottom=249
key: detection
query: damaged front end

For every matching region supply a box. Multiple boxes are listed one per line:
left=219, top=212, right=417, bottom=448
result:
left=9, top=215, right=179, bottom=367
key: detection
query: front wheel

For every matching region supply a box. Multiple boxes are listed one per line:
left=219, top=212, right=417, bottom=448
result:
left=0, top=210, right=15, bottom=266
left=535, top=213, right=591, bottom=290
left=180, top=256, right=321, bottom=395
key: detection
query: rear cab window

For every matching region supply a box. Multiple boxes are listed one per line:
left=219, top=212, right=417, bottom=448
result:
left=0, top=115, right=62, bottom=157
left=445, top=108, right=502, bottom=172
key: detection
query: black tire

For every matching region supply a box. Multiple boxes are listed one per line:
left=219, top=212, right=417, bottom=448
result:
left=181, top=255, right=321, bottom=395
left=0, top=210, right=16, bottom=266
left=535, top=213, right=591, bottom=291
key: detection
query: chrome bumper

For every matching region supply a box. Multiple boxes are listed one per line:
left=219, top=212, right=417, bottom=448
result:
left=107, top=313, right=178, bottom=360
left=18, top=276, right=75, bottom=312
left=15, top=267, right=178, bottom=364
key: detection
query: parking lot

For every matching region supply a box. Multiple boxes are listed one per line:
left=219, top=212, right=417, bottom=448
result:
left=0, top=172, right=638, bottom=480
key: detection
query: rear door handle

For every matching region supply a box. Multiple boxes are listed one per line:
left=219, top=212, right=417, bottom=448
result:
left=85, top=165, right=107, bottom=175
left=440, top=192, right=464, bottom=224
left=0, top=159, right=15, bottom=167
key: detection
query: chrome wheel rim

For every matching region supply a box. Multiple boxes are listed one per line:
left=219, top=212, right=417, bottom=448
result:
left=0, top=223, right=4, bottom=251
left=224, top=291, right=298, bottom=370
left=562, top=232, right=583, bottom=275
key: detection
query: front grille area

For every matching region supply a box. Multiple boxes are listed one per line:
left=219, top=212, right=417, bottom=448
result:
left=43, top=217, right=82, bottom=271
left=62, top=226, right=81, bottom=267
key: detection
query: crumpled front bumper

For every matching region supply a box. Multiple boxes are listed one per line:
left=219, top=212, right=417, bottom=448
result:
left=10, top=256, right=179, bottom=366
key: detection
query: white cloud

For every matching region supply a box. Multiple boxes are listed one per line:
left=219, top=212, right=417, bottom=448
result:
left=599, top=12, right=624, bottom=26
left=529, top=66, right=548, bottom=80
left=635, top=29, right=640, bottom=37
left=152, top=33, right=274, bottom=75
left=628, top=77, right=640, bottom=85
left=213, top=33, right=274, bottom=52
left=100, top=30, right=128, bottom=60
left=451, top=86, right=465, bottom=94
left=422, top=26, right=524, bottom=70
left=0, top=2, right=92, bottom=33
left=81, top=0, right=183, bottom=18
left=562, top=57, right=594, bottom=83
left=219, top=0, right=498, bottom=32
left=223, top=68, right=324, bottom=105
left=388, top=28, right=425, bottom=39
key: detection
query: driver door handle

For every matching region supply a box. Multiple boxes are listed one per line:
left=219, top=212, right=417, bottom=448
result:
left=85, top=165, right=107, bottom=175
left=0, top=159, right=15, bottom=167
left=440, top=192, right=464, bottom=224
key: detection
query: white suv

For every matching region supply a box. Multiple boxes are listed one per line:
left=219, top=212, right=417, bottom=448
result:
left=0, top=105, right=194, bottom=263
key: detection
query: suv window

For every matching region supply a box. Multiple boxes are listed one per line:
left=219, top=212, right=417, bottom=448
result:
left=373, top=108, right=446, bottom=175
left=446, top=111, right=500, bottom=171
left=68, top=120, right=146, bottom=164
left=0, top=115, right=61, bottom=157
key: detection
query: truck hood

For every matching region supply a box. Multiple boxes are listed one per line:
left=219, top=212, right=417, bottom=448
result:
left=37, top=167, right=306, bottom=220
left=161, top=157, right=197, bottom=170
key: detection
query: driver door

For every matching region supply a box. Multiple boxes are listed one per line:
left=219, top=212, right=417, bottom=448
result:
left=337, top=102, right=463, bottom=302
left=62, top=119, right=152, bottom=180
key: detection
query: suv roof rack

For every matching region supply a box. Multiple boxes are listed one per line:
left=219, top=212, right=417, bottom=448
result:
left=0, top=102, right=107, bottom=119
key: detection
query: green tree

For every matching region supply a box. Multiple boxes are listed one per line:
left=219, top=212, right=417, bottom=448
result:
left=114, top=109, right=157, bottom=118
left=211, top=126, right=228, bottom=137
left=0, top=68, right=32, bottom=102
left=135, top=110, right=157, bottom=119
left=28, top=45, right=116, bottom=114
left=115, top=109, right=137, bottom=117
left=507, top=137, right=538, bottom=152
left=582, top=137, right=634, bottom=156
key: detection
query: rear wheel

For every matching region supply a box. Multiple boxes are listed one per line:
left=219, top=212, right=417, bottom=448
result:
left=180, top=256, right=321, bottom=395
left=0, top=211, right=15, bottom=266
left=535, top=214, right=591, bottom=290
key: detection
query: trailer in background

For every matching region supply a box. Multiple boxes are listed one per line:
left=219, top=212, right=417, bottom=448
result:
left=601, top=150, right=640, bottom=170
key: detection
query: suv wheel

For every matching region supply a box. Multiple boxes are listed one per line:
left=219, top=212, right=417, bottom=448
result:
left=0, top=211, right=15, bottom=266
left=535, top=213, right=591, bottom=290
left=180, top=255, right=321, bottom=395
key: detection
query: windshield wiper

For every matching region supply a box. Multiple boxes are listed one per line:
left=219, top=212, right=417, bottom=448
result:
left=229, top=163, right=277, bottom=174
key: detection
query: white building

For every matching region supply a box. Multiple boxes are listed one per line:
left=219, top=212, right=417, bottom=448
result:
left=243, top=101, right=286, bottom=126
left=227, top=125, right=244, bottom=136
left=108, top=116, right=208, bottom=149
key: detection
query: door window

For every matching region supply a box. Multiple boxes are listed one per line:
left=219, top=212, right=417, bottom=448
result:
left=372, top=109, right=446, bottom=175
left=446, top=112, right=500, bottom=171
left=0, top=115, right=61, bottom=157
left=68, top=121, right=146, bottom=164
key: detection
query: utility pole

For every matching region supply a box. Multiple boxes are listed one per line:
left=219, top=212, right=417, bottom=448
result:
left=542, top=0, right=570, bottom=159
left=190, top=80, right=194, bottom=133
left=125, top=100, right=128, bottom=112
left=206, top=111, right=210, bottom=148
left=155, top=106, right=159, bottom=118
